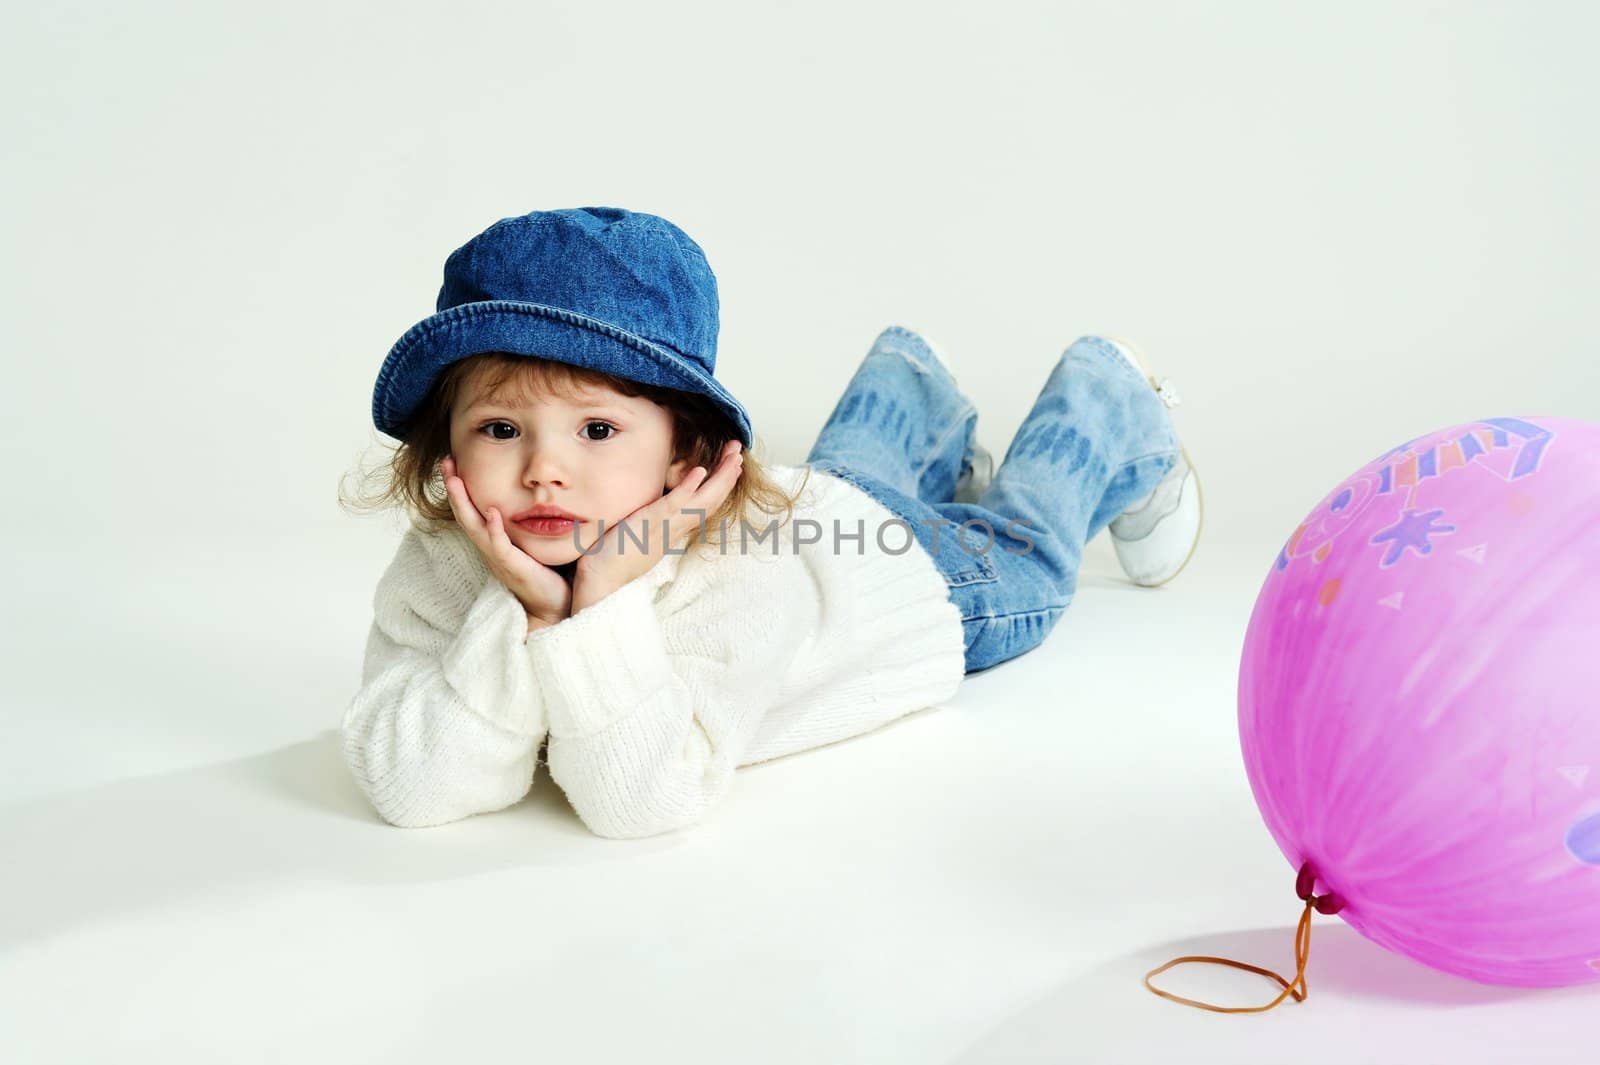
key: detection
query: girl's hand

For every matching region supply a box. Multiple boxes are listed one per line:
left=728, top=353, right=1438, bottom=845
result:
left=441, top=455, right=574, bottom=627
left=572, top=440, right=744, bottom=614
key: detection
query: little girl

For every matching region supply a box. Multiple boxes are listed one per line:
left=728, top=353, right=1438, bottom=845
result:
left=339, top=206, right=1201, bottom=838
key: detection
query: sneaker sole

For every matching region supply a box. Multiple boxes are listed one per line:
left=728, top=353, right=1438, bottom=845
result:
left=1100, top=335, right=1204, bottom=587
left=1112, top=444, right=1204, bottom=587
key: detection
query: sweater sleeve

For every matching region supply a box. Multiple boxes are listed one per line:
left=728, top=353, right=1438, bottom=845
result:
left=340, top=528, right=549, bottom=829
left=526, top=554, right=804, bottom=840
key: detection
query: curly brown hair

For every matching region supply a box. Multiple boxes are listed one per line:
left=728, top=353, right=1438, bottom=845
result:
left=339, top=351, right=807, bottom=549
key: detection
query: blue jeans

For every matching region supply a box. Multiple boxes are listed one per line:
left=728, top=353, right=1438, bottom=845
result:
left=804, top=325, right=1181, bottom=674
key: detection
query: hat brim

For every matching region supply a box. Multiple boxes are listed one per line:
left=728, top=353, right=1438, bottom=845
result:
left=372, top=300, right=754, bottom=447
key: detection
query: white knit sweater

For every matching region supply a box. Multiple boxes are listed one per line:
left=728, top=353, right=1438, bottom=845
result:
left=340, top=463, right=968, bottom=838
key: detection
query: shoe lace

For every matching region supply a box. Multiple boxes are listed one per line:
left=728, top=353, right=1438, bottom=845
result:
left=1154, top=377, right=1182, bottom=409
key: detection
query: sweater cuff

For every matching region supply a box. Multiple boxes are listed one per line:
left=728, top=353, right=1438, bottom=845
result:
left=438, top=577, right=546, bottom=736
left=525, top=566, right=675, bottom=739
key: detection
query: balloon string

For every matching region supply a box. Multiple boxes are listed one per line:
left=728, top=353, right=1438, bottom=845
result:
left=1143, top=860, right=1343, bottom=1014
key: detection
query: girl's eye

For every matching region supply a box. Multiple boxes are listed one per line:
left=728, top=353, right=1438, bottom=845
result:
left=476, top=420, right=617, bottom=441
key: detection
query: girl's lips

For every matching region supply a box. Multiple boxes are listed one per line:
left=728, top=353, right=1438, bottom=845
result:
left=514, top=516, right=580, bottom=536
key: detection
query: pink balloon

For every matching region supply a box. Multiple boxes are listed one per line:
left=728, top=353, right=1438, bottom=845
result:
left=1239, top=415, right=1600, bottom=987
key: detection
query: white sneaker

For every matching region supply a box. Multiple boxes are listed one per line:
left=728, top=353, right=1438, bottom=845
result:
left=954, top=440, right=995, bottom=504
left=1100, top=335, right=1203, bottom=587
left=915, top=329, right=994, bottom=504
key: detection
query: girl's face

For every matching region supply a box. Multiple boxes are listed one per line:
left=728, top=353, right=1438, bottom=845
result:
left=448, top=375, right=691, bottom=567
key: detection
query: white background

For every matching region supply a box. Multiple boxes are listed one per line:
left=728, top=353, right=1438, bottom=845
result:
left=3, top=1, right=1597, bottom=1061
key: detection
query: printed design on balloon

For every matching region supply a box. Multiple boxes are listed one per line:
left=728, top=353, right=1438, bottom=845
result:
left=1274, top=417, right=1556, bottom=574
left=1369, top=509, right=1456, bottom=566
left=1564, top=811, right=1600, bottom=865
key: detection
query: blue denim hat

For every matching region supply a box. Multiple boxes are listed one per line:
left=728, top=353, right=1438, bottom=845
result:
left=371, top=206, right=753, bottom=447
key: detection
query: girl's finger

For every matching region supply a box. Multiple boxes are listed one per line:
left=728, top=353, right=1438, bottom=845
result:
left=668, top=456, right=741, bottom=528
left=645, top=447, right=741, bottom=532
left=444, top=474, right=491, bottom=553
left=675, top=450, right=741, bottom=505
left=662, top=466, right=708, bottom=505
left=703, top=448, right=744, bottom=489
left=486, top=510, right=529, bottom=574
left=680, top=446, right=739, bottom=494
left=443, top=472, right=470, bottom=522
left=484, top=507, right=508, bottom=553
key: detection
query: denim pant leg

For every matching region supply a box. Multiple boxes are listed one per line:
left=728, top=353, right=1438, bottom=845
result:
left=808, top=334, right=1181, bottom=675
left=804, top=325, right=979, bottom=505
left=953, top=336, right=1182, bottom=670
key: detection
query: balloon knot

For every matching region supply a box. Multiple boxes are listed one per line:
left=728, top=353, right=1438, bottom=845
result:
left=1295, top=860, right=1346, bottom=915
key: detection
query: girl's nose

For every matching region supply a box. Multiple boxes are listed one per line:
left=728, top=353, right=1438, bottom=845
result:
left=522, top=450, right=569, bottom=487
